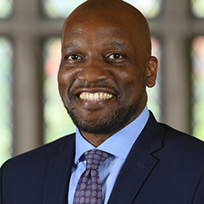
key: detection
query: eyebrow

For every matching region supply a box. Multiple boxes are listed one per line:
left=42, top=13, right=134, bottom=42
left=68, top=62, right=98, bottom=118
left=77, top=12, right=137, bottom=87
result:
left=102, top=41, right=126, bottom=48
left=63, top=42, right=80, bottom=49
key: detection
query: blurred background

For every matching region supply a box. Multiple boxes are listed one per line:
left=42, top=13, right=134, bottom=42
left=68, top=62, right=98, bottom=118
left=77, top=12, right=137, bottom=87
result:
left=0, top=0, right=204, bottom=166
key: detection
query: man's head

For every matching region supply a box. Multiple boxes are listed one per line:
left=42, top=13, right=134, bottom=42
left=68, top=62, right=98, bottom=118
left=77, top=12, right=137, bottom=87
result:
left=58, top=0, right=158, bottom=145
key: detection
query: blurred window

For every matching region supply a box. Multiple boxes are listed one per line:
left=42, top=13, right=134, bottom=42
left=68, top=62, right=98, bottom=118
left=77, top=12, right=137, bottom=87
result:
left=191, top=36, right=204, bottom=140
left=0, top=0, right=13, bottom=18
left=43, top=37, right=75, bottom=143
left=125, top=0, right=162, bottom=18
left=0, top=37, right=13, bottom=165
left=42, top=0, right=162, bottom=19
left=42, top=0, right=85, bottom=18
left=191, top=0, right=204, bottom=18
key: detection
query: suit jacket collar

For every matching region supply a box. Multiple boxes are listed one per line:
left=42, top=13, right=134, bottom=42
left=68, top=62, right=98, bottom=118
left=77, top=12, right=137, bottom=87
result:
left=42, top=134, right=75, bottom=204
left=108, top=112, right=165, bottom=204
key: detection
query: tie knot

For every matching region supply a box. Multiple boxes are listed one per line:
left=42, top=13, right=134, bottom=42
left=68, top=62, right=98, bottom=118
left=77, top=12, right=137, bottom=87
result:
left=84, top=149, right=109, bottom=170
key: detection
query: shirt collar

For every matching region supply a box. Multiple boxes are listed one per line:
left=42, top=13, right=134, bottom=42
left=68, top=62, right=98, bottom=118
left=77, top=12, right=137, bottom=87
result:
left=75, top=106, right=150, bottom=163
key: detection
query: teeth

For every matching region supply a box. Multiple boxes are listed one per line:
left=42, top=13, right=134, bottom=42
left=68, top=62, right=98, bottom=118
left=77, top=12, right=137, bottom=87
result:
left=79, top=92, right=113, bottom=101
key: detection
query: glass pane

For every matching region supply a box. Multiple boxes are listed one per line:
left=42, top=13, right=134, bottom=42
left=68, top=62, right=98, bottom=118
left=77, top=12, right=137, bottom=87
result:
left=42, top=0, right=161, bottom=19
left=0, top=37, right=13, bottom=166
left=191, top=0, right=204, bottom=18
left=147, top=37, right=162, bottom=120
left=0, top=0, right=13, bottom=18
left=43, top=37, right=76, bottom=143
left=125, top=0, right=162, bottom=18
left=191, top=36, right=204, bottom=141
left=42, top=0, right=85, bottom=18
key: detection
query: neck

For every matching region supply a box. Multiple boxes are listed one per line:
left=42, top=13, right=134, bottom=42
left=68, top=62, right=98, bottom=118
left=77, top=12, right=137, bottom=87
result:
left=79, top=131, right=112, bottom=147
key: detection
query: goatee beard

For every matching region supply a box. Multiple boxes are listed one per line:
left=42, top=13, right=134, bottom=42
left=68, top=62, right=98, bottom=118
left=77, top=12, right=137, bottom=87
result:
left=64, top=100, right=142, bottom=135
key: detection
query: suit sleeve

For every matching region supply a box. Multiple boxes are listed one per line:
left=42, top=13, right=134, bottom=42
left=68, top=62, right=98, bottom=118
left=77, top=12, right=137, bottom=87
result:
left=0, top=168, right=2, bottom=204
left=0, top=161, right=7, bottom=204
left=193, top=172, right=204, bottom=203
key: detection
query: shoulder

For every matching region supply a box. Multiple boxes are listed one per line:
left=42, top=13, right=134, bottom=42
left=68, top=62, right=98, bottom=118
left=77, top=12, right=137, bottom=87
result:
left=159, top=123, right=204, bottom=161
left=1, top=133, right=75, bottom=172
left=0, top=134, right=76, bottom=202
left=144, top=112, right=204, bottom=163
left=161, top=123, right=204, bottom=149
left=147, top=112, right=204, bottom=156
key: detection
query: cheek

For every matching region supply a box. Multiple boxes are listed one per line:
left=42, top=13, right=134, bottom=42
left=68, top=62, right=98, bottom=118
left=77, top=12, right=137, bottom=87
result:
left=117, top=68, right=146, bottom=100
left=116, top=69, right=138, bottom=91
left=58, top=68, right=74, bottom=100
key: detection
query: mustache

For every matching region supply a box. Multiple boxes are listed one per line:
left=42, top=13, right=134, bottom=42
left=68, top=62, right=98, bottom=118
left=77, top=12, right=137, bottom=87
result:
left=69, top=82, right=120, bottom=95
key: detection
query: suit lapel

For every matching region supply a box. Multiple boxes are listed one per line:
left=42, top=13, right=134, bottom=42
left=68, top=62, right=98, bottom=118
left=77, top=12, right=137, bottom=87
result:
left=42, top=135, right=75, bottom=204
left=108, top=113, right=165, bottom=204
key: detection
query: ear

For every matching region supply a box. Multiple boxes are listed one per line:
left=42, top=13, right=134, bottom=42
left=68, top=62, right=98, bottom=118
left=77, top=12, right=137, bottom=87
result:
left=146, top=56, right=158, bottom=88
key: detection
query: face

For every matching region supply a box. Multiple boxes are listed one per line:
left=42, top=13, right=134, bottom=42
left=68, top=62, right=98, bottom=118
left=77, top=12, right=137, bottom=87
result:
left=58, top=5, right=157, bottom=138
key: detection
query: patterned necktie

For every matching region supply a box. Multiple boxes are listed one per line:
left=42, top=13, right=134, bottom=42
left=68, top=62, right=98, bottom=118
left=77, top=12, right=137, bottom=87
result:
left=73, top=149, right=109, bottom=204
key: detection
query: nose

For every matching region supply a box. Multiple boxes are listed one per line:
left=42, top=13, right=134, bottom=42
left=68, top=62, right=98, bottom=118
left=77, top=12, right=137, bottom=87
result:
left=77, top=59, right=110, bottom=83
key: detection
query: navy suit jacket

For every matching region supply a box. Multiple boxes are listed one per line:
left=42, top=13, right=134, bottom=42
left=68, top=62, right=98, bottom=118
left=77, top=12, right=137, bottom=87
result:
left=1, top=113, right=204, bottom=204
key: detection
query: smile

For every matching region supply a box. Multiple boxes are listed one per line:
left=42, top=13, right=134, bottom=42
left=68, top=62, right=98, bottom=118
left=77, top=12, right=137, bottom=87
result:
left=79, top=92, right=113, bottom=101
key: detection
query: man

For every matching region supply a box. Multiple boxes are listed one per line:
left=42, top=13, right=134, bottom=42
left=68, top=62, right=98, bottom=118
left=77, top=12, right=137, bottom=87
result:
left=1, top=0, right=204, bottom=203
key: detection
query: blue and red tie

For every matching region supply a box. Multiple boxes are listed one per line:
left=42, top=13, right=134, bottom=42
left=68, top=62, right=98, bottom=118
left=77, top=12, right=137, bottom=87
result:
left=73, top=149, right=109, bottom=204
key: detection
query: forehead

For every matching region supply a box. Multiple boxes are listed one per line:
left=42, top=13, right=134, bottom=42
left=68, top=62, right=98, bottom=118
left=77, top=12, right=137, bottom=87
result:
left=63, top=23, right=128, bottom=40
left=62, top=15, right=139, bottom=49
left=62, top=27, right=136, bottom=57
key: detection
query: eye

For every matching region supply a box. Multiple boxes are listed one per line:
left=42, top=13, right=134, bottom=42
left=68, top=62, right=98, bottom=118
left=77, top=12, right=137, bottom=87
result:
left=65, top=54, right=82, bottom=61
left=107, top=53, right=124, bottom=60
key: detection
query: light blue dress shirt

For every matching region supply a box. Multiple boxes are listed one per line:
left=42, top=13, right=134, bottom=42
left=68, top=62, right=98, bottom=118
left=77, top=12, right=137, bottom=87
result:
left=68, top=106, right=150, bottom=204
